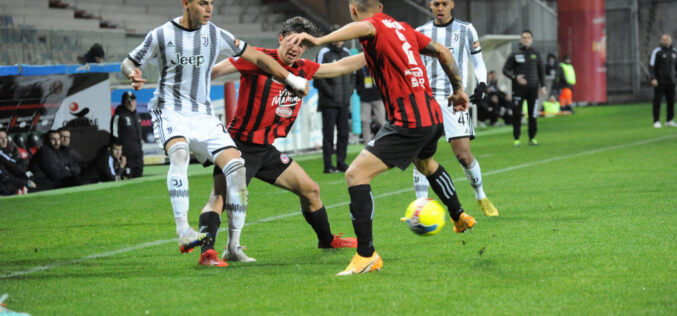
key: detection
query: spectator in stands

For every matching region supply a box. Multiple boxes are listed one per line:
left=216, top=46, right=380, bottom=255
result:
left=0, top=163, right=34, bottom=196
left=554, top=54, right=576, bottom=114
left=486, top=70, right=513, bottom=125
left=80, top=43, right=105, bottom=64
left=0, top=131, right=35, bottom=195
left=30, top=130, right=81, bottom=191
left=355, top=65, right=384, bottom=144
left=544, top=53, right=557, bottom=98
left=0, top=130, right=29, bottom=170
left=58, top=127, right=82, bottom=163
left=111, top=91, right=144, bottom=178
left=94, top=142, right=129, bottom=182
left=314, top=25, right=356, bottom=173
left=649, top=34, right=677, bottom=128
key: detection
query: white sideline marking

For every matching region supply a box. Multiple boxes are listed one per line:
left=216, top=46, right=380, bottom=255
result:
left=2, top=134, right=675, bottom=279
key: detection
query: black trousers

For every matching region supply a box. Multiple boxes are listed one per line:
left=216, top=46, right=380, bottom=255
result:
left=512, top=87, right=539, bottom=140
left=126, top=155, right=144, bottom=178
left=321, top=106, right=350, bottom=169
left=653, top=83, right=675, bottom=123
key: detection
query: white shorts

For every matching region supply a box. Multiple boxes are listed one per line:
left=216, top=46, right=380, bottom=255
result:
left=436, top=96, right=475, bottom=141
left=150, top=109, right=235, bottom=164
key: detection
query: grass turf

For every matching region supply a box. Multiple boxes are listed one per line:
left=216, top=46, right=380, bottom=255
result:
left=1, top=103, right=675, bottom=315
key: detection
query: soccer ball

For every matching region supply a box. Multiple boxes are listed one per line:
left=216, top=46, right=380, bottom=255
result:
left=400, top=198, right=446, bottom=236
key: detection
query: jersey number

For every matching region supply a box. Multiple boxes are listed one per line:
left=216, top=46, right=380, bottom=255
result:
left=383, top=19, right=417, bottom=65
left=457, top=112, right=470, bottom=125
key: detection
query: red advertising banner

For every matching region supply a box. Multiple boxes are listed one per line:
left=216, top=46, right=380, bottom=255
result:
left=558, top=0, right=607, bottom=103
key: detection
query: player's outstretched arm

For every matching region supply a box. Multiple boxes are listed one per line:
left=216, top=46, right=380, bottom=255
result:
left=211, top=59, right=238, bottom=80
left=420, top=40, right=468, bottom=111
left=121, top=58, right=146, bottom=91
left=314, top=53, right=367, bottom=79
left=287, top=22, right=375, bottom=48
left=239, top=46, right=309, bottom=96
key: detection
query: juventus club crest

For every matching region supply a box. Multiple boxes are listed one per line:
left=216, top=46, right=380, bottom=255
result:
left=201, top=35, right=209, bottom=47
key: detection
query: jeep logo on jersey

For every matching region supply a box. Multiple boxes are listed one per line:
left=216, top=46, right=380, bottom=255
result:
left=172, top=53, right=205, bottom=67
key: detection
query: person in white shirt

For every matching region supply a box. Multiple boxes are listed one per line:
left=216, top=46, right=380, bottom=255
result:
left=120, top=0, right=309, bottom=266
left=414, top=0, right=499, bottom=217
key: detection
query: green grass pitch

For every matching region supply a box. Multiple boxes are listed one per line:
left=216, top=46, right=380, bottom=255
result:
left=1, top=103, right=675, bottom=315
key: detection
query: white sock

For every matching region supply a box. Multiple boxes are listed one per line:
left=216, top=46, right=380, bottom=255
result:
left=463, top=159, right=486, bottom=200
left=413, top=167, right=429, bottom=199
left=223, top=158, right=248, bottom=251
left=167, top=143, right=191, bottom=234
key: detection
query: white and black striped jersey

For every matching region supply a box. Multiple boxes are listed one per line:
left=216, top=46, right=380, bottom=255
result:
left=128, top=17, right=247, bottom=115
left=416, top=19, right=487, bottom=98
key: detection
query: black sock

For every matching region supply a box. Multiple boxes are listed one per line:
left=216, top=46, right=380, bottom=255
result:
left=348, top=184, right=374, bottom=257
left=198, top=211, right=221, bottom=254
left=302, top=206, right=335, bottom=248
left=426, top=165, right=464, bottom=221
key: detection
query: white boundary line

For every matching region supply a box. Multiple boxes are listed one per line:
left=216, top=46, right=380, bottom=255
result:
left=2, top=134, right=675, bottom=279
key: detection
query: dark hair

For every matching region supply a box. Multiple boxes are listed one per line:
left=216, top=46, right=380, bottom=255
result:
left=43, top=130, right=59, bottom=143
left=110, top=140, right=123, bottom=148
left=350, top=0, right=380, bottom=12
left=522, top=30, right=533, bottom=37
left=82, top=43, right=105, bottom=63
left=488, top=70, right=496, bottom=75
left=57, top=127, right=69, bottom=133
left=121, top=91, right=136, bottom=104
left=280, top=16, right=319, bottom=37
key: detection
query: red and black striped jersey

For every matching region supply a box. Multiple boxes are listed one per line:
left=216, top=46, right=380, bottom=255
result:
left=227, top=47, right=320, bottom=145
left=360, top=13, right=442, bottom=128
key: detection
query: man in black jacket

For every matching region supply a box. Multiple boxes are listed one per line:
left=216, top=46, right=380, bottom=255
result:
left=0, top=130, right=29, bottom=171
left=30, top=130, right=80, bottom=191
left=503, top=30, right=546, bottom=146
left=111, top=91, right=144, bottom=177
left=355, top=65, right=384, bottom=144
left=649, top=34, right=677, bottom=128
left=314, top=25, right=356, bottom=173
left=0, top=130, right=35, bottom=194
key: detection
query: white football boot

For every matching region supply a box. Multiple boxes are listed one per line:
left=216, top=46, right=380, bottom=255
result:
left=178, top=228, right=210, bottom=254
left=222, top=246, right=256, bottom=262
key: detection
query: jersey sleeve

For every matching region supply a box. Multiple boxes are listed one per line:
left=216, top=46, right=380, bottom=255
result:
left=467, top=24, right=482, bottom=55
left=303, top=59, right=322, bottom=79
left=414, top=29, right=432, bottom=52
left=466, top=24, right=487, bottom=83
left=217, top=27, right=247, bottom=58
left=127, top=31, right=158, bottom=67
left=229, top=47, right=263, bottom=74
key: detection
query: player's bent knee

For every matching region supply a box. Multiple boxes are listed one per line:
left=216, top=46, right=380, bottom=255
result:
left=167, top=142, right=190, bottom=168
left=223, top=158, right=246, bottom=191
left=456, top=153, right=474, bottom=167
left=301, top=181, right=320, bottom=201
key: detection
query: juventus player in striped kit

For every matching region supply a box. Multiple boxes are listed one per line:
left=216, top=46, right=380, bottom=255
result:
left=413, top=0, right=498, bottom=217
left=195, top=17, right=366, bottom=266
left=121, top=0, right=310, bottom=260
left=289, top=0, right=476, bottom=275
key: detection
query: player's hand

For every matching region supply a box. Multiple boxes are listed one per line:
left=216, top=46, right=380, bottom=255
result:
left=516, top=74, right=527, bottom=85
left=469, top=82, right=487, bottom=105
left=287, top=32, right=320, bottom=48
left=129, top=68, right=146, bottom=90
left=541, top=86, right=548, bottom=95
left=651, top=79, right=658, bottom=87
left=448, top=90, right=469, bottom=111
